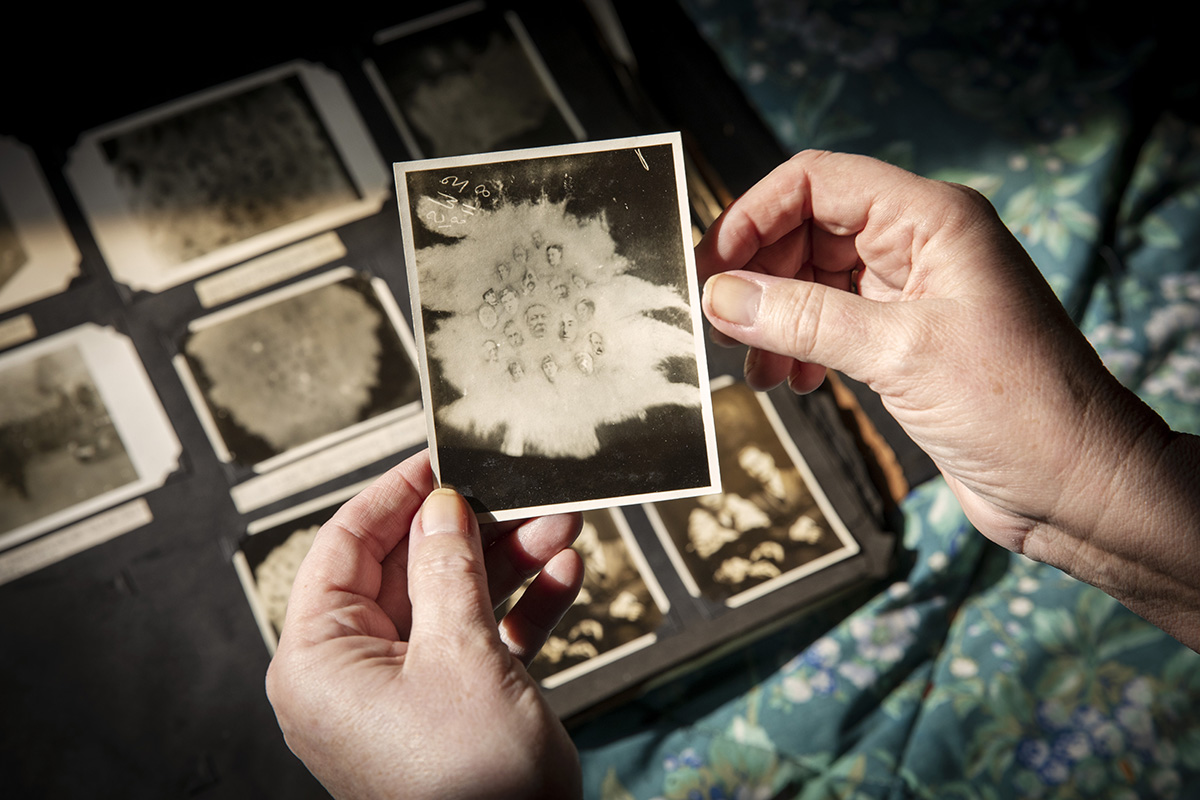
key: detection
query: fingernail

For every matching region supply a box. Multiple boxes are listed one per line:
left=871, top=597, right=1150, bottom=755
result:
left=421, top=488, right=465, bottom=535
left=705, top=274, right=761, bottom=327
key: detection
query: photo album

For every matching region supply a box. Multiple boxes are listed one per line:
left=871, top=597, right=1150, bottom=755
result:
left=0, top=0, right=894, bottom=728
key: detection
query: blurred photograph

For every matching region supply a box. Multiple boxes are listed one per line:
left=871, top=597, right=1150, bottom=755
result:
left=0, top=324, right=180, bottom=550
left=176, top=268, right=422, bottom=472
left=65, top=62, right=389, bottom=292
left=366, top=3, right=584, bottom=159
left=0, top=136, right=80, bottom=314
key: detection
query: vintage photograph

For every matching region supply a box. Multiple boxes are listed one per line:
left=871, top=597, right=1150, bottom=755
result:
left=0, top=324, right=180, bottom=551
left=515, top=508, right=668, bottom=688
left=366, top=2, right=584, bottom=159
left=646, top=379, right=860, bottom=608
left=234, top=481, right=367, bottom=653
left=0, top=136, right=81, bottom=314
left=176, top=267, right=422, bottom=473
left=396, top=133, right=720, bottom=521
left=65, top=61, right=390, bottom=292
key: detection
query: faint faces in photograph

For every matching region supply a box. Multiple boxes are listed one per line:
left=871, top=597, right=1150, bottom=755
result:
left=525, top=304, right=549, bottom=339
left=574, top=351, right=594, bottom=375
left=558, top=313, right=577, bottom=344
left=540, top=355, right=559, bottom=383
left=504, top=320, right=524, bottom=347
left=478, top=303, right=498, bottom=329
left=500, top=287, right=518, bottom=315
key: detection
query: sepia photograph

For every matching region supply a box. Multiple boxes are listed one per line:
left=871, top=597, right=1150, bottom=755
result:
left=0, top=136, right=81, bottom=314
left=0, top=324, right=180, bottom=551
left=646, top=378, right=861, bottom=608
left=175, top=267, right=423, bottom=473
left=512, top=507, right=668, bottom=688
left=366, top=2, right=584, bottom=159
left=396, top=133, right=720, bottom=521
left=234, top=481, right=368, bottom=653
left=65, top=61, right=390, bottom=293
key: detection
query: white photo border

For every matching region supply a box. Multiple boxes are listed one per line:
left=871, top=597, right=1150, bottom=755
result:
left=395, top=132, right=721, bottom=523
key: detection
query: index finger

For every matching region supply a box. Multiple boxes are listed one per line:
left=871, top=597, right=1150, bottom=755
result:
left=694, top=150, right=939, bottom=288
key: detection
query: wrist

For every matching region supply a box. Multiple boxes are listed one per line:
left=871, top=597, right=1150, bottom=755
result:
left=1029, top=385, right=1200, bottom=650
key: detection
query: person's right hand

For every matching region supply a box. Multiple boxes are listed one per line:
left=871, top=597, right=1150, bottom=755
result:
left=697, top=150, right=1200, bottom=650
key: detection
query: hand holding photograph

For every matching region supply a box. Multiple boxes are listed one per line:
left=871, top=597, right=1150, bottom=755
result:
left=395, top=133, right=720, bottom=521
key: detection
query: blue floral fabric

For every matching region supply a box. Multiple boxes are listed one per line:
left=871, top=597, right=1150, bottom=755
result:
left=573, top=2, right=1200, bottom=797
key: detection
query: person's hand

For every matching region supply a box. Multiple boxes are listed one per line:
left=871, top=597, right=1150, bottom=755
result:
left=265, top=449, right=585, bottom=799
left=698, top=150, right=1200, bottom=649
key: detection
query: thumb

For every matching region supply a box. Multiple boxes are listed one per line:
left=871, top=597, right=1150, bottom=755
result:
left=702, top=271, right=902, bottom=385
left=407, top=488, right=499, bottom=653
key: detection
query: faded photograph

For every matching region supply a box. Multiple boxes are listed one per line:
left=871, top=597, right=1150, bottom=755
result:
left=100, top=75, right=360, bottom=267
left=180, top=271, right=421, bottom=469
left=0, top=346, right=136, bottom=536
left=650, top=382, right=854, bottom=606
left=240, top=514, right=325, bottom=641
left=0, top=135, right=81, bottom=313
left=0, top=200, right=27, bottom=291
left=505, top=509, right=665, bottom=684
left=370, top=6, right=581, bottom=158
left=398, top=135, right=717, bottom=518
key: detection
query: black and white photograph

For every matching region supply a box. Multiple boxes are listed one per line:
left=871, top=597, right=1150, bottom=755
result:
left=519, top=508, right=668, bottom=688
left=0, top=136, right=81, bottom=314
left=395, top=133, right=720, bottom=521
left=646, top=378, right=861, bottom=608
left=233, top=481, right=367, bottom=653
left=0, top=324, right=180, bottom=551
left=175, top=267, right=423, bottom=473
left=65, top=61, right=390, bottom=293
left=365, top=2, right=584, bottom=160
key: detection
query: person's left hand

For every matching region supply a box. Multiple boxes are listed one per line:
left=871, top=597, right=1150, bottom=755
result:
left=265, top=449, right=585, bottom=799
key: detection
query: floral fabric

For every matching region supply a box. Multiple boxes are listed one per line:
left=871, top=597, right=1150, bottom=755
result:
left=573, top=2, right=1200, bottom=797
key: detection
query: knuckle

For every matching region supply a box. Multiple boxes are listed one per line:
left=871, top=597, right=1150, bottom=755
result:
left=763, top=280, right=825, bottom=361
left=416, top=548, right=485, bottom=585
left=937, top=180, right=1002, bottom=229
